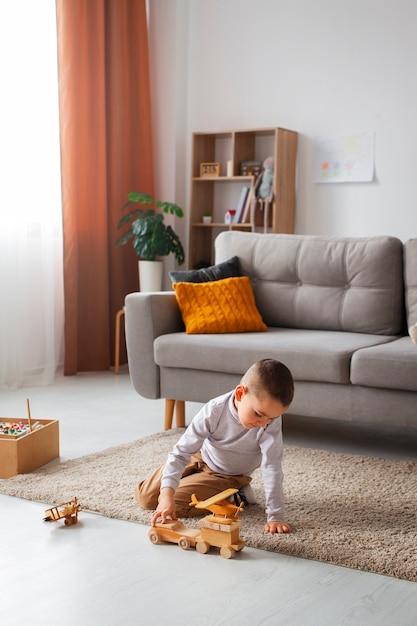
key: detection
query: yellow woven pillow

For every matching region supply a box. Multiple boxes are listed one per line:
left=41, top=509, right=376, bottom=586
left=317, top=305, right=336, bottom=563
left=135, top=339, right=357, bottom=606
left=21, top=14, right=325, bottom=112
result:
left=173, top=276, right=267, bottom=334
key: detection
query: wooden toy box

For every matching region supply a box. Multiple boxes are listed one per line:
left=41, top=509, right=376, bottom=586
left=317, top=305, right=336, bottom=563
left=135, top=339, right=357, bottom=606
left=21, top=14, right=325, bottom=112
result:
left=0, top=418, right=59, bottom=478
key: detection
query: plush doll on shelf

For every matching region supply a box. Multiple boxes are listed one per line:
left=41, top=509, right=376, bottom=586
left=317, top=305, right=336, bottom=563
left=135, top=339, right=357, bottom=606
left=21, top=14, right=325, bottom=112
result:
left=250, top=156, right=274, bottom=233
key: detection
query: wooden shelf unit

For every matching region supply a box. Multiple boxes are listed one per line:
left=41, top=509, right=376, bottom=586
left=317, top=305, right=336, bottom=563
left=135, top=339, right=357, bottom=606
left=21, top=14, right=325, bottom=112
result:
left=188, top=127, right=297, bottom=268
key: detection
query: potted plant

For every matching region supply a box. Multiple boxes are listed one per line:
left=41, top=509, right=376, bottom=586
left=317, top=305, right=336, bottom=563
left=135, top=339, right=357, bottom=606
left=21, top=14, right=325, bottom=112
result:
left=116, top=191, right=185, bottom=291
left=203, top=210, right=212, bottom=224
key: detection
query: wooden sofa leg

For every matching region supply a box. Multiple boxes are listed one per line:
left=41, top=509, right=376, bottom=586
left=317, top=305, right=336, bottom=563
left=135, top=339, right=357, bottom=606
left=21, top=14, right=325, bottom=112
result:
left=164, top=399, right=175, bottom=430
left=164, top=399, right=186, bottom=430
left=175, top=400, right=185, bottom=428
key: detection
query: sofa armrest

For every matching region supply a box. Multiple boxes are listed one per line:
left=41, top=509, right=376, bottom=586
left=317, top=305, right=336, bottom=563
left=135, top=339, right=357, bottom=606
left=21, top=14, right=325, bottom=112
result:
left=124, top=292, right=184, bottom=399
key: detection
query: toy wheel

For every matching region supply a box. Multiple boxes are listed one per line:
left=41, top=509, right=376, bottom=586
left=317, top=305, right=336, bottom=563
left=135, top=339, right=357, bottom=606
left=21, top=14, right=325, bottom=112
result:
left=64, top=518, right=71, bottom=526
left=178, top=536, right=190, bottom=550
left=148, top=530, right=161, bottom=545
left=220, top=546, right=234, bottom=559
left=196, top=541, right=210, bottom=554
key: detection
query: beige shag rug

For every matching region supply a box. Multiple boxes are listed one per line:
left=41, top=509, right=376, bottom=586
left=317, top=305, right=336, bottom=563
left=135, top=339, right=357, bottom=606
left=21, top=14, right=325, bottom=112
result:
left=1, top=430, right=416, bottom=582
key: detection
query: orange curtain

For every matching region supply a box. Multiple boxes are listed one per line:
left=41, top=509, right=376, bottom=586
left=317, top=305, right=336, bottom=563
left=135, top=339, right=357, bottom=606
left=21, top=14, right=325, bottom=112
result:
left=56, top=0, right=153, bottom=374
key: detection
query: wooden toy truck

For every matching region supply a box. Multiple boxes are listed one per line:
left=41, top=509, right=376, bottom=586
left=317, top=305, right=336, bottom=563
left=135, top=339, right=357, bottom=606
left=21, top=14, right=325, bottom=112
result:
left=148, top=488, right=245, bottom=559
left=43, top=497, right=80, bottom=526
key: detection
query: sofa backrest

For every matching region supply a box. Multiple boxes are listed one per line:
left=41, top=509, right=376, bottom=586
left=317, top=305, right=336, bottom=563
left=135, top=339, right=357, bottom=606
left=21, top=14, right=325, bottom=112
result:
left=404, top=238, right=417, bottom=327
left=215, top=232, right=404, bottom=335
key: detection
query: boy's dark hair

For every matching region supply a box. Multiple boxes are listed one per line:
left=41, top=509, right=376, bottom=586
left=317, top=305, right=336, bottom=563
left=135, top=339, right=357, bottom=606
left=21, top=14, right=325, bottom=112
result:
left=243, top=358, right=294, bottom=407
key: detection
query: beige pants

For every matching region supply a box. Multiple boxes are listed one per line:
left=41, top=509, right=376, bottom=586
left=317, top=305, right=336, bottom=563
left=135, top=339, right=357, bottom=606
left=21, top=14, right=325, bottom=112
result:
left=135, top=452, right=251, bottom=517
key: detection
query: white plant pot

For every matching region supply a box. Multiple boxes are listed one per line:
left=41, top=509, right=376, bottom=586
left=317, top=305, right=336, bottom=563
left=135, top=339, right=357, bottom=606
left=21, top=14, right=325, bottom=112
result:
left=138, top=260, right=163, bottom=292
left=203, top=215, right=212, bottom=224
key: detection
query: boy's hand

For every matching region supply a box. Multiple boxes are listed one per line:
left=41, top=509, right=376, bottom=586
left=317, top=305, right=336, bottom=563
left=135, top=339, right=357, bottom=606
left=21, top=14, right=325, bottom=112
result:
left=264, top=520, right=292, bottom=534
left=151, top=487, right=177, bottom=526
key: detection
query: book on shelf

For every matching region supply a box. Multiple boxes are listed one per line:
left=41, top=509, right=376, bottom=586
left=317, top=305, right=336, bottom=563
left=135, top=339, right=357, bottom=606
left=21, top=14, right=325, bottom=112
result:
left=233, top=186, right=250, bottom=223
left=240, top=187, right=253, bottom=223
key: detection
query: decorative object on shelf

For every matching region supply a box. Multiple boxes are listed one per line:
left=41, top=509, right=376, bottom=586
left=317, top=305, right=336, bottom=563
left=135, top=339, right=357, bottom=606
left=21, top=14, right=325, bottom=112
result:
left=224, top=210, right=236, bottom=224
left=240, top=160, right=262, bottom=177
left=203, top=211, right=212, bottom=224
left=200, top=162, right=221, bottom=178
left=249, top=156, right=275, bottom=233
left=226, top=160, right=233, bottom=177
left=116, top=192, right=185, bottom=291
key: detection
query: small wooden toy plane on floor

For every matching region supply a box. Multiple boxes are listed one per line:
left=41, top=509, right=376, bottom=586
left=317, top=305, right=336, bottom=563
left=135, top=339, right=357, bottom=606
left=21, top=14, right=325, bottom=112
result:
left=43, top=497, right=80, bottom=526
left=148, top=488, right=245, bottom=559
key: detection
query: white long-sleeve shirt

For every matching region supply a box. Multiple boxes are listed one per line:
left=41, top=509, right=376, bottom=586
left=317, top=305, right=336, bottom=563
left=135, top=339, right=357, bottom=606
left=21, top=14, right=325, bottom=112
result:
left=161, top=391, right=285, bottom=522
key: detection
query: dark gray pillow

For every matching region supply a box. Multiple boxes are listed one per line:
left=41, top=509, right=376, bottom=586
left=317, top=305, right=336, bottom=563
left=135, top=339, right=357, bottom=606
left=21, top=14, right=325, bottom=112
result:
left=169, top=256, right=241, bottom=283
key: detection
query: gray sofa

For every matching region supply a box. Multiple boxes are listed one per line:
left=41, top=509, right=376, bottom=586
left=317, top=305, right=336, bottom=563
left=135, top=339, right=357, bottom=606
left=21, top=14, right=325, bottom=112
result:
left=125, top=232, right=417, bottom=431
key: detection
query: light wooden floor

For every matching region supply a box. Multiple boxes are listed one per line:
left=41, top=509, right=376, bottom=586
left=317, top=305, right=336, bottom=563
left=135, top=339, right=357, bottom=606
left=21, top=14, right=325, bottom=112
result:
left=1, top=370, right=416, bottom=626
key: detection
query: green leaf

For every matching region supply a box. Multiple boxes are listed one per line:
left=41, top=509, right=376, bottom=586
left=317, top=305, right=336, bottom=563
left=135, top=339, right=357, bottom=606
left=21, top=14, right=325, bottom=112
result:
left=115, top=231, right=133, bottom=247
left=156, top=201, right=184, bottom=218
left=117, top=209, right=143, bottom=229
left=127, top=192, right=153, bottom=205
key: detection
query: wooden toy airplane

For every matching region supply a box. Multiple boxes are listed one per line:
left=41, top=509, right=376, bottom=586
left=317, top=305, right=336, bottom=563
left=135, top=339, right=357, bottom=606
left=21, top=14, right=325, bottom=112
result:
left=43, top=497, right=80, bottom=526
left=189, top=488, right=244, bottom=518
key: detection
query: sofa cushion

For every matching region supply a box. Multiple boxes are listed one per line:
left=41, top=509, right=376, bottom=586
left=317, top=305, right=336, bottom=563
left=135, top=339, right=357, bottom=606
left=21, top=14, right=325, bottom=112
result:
left=215, top=232, right=404, bottom=335
left=351, top=336, right=417, bottom=392
left=173, top=276, right=267, bottom=334
left=404, top=238, right=417, bottom=326
left=169, top=256, right=241, bottom=283
left=154, top=328, right=396, bottom=384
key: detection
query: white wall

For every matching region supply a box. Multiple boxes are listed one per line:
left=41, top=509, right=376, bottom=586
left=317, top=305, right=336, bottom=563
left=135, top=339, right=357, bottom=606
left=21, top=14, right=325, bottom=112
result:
left=149, top=0, right=417, bottom=274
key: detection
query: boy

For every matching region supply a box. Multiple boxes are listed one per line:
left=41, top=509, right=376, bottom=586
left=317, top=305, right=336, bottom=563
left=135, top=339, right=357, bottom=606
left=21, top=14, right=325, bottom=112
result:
left=135, top=358, right=294, bottom=534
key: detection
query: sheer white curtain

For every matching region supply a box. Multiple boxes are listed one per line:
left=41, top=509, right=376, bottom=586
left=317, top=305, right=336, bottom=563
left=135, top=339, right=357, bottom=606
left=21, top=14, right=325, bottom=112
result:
left=0, top=2, right=64, bottom=389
